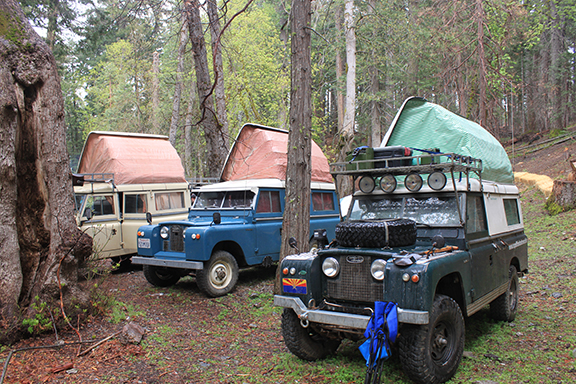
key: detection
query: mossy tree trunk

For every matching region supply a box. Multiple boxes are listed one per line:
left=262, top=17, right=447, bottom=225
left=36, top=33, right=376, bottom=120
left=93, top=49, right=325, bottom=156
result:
left=0, top=0, right=91, bottom=344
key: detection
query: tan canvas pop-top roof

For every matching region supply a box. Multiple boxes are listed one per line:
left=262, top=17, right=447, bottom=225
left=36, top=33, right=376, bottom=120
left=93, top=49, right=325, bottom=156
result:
left=77, top=131, right=186, bottom=185
left=220, top=124, right=333, bottom=183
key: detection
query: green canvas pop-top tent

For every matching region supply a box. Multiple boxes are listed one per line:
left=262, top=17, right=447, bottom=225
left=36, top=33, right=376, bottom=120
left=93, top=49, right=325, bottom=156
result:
left=381, top=97, right=514, bottom=184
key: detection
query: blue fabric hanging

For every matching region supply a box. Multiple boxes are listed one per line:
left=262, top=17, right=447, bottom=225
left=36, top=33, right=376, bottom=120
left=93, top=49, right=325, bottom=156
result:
left=359, top=301, right=398, bottom=367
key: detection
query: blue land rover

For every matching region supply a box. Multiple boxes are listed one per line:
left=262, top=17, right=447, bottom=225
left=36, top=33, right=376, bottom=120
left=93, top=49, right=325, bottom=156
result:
left=133, top=178, right=340, bottom=297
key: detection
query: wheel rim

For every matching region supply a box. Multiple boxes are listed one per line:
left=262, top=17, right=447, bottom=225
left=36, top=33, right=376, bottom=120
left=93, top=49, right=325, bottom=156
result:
left=209, top=261, right=232, bottom=288
left=431, top=320, right=456, bottom=365
left=509, top=277, right=518, bottom=312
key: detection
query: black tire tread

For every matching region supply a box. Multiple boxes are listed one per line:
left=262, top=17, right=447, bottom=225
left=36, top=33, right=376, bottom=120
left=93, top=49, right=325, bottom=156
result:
left=398, top=295, right=464, bottom=384
left=143, top=265, right=180, bottom=287
left=281, top=308, right=340, bottom=361
left=196, top=250, right=239, bottom=297
left=335, top=219, right=417, bottom=248
left=490, top=265, right=519, bottom=322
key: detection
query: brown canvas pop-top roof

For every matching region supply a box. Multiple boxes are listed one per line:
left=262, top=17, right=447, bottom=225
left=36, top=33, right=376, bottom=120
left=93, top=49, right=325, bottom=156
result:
left=220, top=124, right=333, bottom=183
left=77, top=131, right=186, bottom=185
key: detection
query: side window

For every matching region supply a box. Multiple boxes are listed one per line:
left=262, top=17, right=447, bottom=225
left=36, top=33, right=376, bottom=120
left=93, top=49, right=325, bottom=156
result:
left=222, top=191, right=255, bottom=208
left=84, top=195, right=115, bottom=217
left=503, top=198, right=521, bottom=226
left=125, top=194, right=147, bottom=214
left=155, top=192, right=185, bottom=211
left=466, top=195, right=487, bottom=234
left=312, top=192, right=335, bottom=211
left=256, top=190, right=282, bottom=213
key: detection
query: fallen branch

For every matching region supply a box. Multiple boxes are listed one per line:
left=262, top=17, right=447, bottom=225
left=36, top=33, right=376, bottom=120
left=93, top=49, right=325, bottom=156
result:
left=77, top=331, right=120, bottom=357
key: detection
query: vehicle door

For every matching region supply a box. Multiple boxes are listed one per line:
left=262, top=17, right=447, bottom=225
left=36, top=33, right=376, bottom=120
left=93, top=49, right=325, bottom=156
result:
left=310, top=191, right=340, bottom=240
left=254, top=189, right=284, bottom=259
left=122, top=192, right=149, bottom=254
left=466, top=193, right=496, bottom=301
left=80, top=193, right=122, bottom=258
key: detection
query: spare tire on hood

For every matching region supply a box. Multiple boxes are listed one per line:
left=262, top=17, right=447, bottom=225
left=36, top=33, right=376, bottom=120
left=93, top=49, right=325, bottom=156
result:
left=335, top=219, right=417, bottom=248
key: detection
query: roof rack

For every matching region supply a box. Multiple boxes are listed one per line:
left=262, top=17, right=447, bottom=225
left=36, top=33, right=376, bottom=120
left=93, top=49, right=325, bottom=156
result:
left=330, top=152, right=483, bottom=191
left=72, top=173, right=115, bottom=186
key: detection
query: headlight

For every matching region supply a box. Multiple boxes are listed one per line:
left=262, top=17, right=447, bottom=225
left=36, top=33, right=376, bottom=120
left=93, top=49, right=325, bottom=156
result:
left=370, top=259, right=387, bottom=280
left=322, top=257, right=340, bottom=278
left=160, top=226, right=169, bottom=239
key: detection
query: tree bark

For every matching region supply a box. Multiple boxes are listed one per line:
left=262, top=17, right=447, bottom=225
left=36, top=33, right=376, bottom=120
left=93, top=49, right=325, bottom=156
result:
left=169, top=13, right=189, bottom=146
left=279, top=0, right=312, bottom=269
left=475, top=0, right=488, bottom=128
left=206, top=0, right=229, bottom=142
left=335, top=5, right=345, bottom=135
left=151, top=51, right=160, bottom=134
left=185, top=0, right=228, bottom=177
left=184, top=82, right=198, bottom=177
left=0, top=0, right=91, bottom=344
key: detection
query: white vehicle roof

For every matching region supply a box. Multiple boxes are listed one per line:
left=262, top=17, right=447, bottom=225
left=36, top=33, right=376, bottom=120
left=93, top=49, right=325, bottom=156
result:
left=193, top=178, right=336, bottom=194
left=74, top=182, right=190, bottom=194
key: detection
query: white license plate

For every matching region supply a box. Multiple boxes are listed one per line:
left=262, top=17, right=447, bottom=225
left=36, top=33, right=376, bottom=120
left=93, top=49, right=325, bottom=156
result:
left=138, top=238, right=151, bottom=249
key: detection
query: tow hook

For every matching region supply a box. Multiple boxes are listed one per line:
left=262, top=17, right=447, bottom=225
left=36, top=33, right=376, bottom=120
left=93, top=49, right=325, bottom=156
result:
left=299, top=313, right=310, bottom=328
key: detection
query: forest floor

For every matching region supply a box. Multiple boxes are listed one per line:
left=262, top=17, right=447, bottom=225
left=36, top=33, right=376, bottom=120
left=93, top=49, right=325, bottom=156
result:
left=1, top=133, right=576, bottom=384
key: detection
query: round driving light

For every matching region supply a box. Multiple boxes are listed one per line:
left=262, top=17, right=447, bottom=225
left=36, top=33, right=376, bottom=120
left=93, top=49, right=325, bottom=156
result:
left=402, top=273, right=410, bottom=282
left=322, top=257, right=340, bottom=278
left=405, top=173, right=423, bottom=192
left=411, top=274, right=420, bottom=283
left=427, top=172, right=447, bottom=190
left=359, top=175, right=375, bottom=193
left=379, top=174, right=397, bottom=193
left=160, top=226, right=169, bottom=239
left=290, top=267, right=296, bottom=275
left=370, top=259, right=387, bottom=281
left=282, top=267, right=289, bottom=275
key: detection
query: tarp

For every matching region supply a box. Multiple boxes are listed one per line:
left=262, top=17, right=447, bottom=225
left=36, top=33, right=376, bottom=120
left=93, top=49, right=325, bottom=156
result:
left=76, top=131, right=187, bottom=185
left=220, top=124, right=333, bottom=183
left=381, top=97, right=514, bottom=184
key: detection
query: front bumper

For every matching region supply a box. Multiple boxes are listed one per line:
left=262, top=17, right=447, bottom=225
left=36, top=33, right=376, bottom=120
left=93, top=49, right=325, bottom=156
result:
left=132, top=256, right=203, bottom=270
left=274, top=295, right=429, bottom=328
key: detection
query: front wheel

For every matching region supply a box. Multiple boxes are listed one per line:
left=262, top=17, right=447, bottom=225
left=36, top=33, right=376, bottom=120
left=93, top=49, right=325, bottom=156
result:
left=281, top=308, right=341, bottom=361
left=143, top=265, right=181, bottom=287
left=196, top=251, right=239, bottom=297
left=399, top=295, right=464, bottom=384
left=490, top=265, right=519, bottom=322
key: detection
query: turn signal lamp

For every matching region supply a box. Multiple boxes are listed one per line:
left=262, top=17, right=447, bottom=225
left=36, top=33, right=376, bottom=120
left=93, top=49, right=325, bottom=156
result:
left=282, top=267, right=289, bottom=275
left=411, top=274, right=420, bottom=283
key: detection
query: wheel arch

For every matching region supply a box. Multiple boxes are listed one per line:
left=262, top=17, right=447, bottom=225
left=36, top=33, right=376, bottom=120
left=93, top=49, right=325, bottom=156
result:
left=212, top=241, right=246, bottom=267
left=435, top=272, right=466, bottom=315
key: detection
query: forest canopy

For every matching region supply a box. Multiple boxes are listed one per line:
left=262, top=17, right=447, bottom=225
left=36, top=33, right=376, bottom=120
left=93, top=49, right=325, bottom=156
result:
left=21, top=0, right=576, bottom=176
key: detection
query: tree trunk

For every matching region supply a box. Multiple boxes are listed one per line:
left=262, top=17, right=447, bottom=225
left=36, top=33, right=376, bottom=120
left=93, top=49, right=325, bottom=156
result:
left=206, top=0, right=229, bottom=142
left=151, top=51, right=160, bottom=134
left=279, top=0, right=312, bottom=272
left=475, top=0, right=488, bottom=128
left=0, top=0, right=91, bottom=344
left=335, top=5, right=345, bottom=135
left=185, top=0, right=228, bottom=177
left=184, top=82, right=197, bottom=177
left=169, top=13, right=189, bottom=146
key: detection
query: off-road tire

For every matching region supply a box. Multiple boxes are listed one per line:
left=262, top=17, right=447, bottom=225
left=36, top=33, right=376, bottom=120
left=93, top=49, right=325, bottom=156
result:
left=143, top=265, right=181, bottom=287
left=281, top=308, right=341, bottom=361
left=490, top=265, right=519, bottom=322
left=399, top=295, right=464, bottom=384
left=196, top=251, right=239, bottom=297
left=335, top=219, right=417, bottom=248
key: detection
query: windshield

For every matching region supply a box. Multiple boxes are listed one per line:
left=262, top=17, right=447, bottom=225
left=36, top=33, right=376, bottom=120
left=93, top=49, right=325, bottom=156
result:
left=193, top=190, right=255, bottom=209
left=349, top=195, right=462, bottom=226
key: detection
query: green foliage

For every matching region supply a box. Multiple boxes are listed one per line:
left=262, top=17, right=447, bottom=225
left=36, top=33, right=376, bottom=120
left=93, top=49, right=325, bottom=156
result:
left=22, top=297, right=53, bottom=335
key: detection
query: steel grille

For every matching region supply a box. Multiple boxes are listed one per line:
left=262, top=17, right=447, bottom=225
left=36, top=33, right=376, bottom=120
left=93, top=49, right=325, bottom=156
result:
left=169, top=225, right=184, bottom=252
left=326, top=256, right=384, bottom=303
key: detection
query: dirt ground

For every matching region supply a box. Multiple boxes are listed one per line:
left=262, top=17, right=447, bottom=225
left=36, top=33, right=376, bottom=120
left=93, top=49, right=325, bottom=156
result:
left=1, top=134, right=576, bottom=384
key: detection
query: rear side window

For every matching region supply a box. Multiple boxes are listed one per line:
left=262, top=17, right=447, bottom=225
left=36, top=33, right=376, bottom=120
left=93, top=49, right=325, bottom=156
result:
left=125, top=194, right=147, bottom=214
left=257, top=190, right=282, bottom=213
left=155, top=192, right=185, bottom=211
left=312, top=192, right=335, bottom=211
left=466, top=195, right=487, bottom=234
left=503, top=199, right=520, bottom=226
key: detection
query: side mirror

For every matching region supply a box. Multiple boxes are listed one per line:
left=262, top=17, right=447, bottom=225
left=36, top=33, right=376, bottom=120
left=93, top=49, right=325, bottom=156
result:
left=431, top=234, right=445, bottom=249
left=213, top=212, right=221, bottom=225
left=146, top=212, right=152, bottom=225
left=288, top=237, right=299, bottom=253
